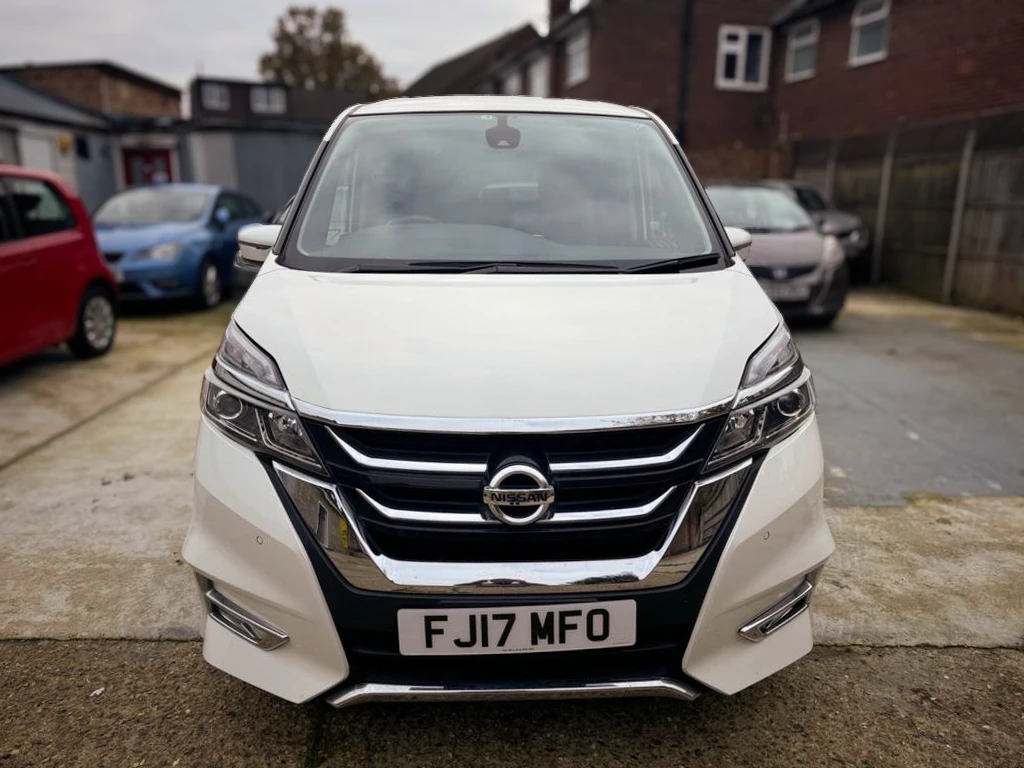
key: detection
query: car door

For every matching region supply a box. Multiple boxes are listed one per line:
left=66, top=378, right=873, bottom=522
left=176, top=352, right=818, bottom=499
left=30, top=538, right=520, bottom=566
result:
left=3, top=175, right=86, bottom=353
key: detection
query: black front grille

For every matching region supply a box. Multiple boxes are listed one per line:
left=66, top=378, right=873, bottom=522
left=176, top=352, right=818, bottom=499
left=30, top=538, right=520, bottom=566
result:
left=302, top=418, right=726, bottom=564
left=103, top=252, right=124, bottom=263
left=749, top=264, right=818, bottom=280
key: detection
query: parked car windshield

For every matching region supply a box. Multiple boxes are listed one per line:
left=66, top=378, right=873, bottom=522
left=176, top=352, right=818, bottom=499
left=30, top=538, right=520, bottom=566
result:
left=706, top=186, right=815, bottom=233
left=94, top=187, right=211, bottom=225
left=286, top=112, right=719, bottom=273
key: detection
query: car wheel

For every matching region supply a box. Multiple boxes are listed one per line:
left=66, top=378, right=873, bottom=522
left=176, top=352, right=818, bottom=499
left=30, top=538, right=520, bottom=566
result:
left=68, top=284, right=117, bottom=359
left=197, top=257, right=223, bottom=309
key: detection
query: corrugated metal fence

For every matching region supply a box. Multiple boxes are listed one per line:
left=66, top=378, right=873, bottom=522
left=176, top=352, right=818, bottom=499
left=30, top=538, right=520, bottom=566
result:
left=792, top=110, right=1024, bottom=316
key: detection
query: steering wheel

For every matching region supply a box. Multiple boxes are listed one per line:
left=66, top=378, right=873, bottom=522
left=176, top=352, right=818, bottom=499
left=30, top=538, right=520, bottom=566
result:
left=386, top=215, right=437, bottom=225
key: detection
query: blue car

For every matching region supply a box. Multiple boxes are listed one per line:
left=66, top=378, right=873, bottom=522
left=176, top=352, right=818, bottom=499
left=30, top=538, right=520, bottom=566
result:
left=94, top=184, right=264, bottom=308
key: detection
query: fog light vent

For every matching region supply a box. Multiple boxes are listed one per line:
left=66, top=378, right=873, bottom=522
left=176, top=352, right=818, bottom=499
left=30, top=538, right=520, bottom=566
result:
left=737, top=579, right=814, bottom=642
left=205, top=587, right=289, bottom=650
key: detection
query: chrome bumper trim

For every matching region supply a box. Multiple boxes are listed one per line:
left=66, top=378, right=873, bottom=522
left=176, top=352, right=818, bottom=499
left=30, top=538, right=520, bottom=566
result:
left=274, top=457, right=752, bottom=595
left=294, top=398, right=733, bottom=434
left=738, top=579, right=815, bottom=642
left=204, top=587, right=289, bottom=650
left=356, top=485, right=677, bottom=525
left=325, top=678, right=701, bottom=708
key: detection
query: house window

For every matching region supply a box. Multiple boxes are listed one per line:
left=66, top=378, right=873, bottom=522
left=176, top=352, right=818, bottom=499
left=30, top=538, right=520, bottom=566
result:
left=849, top=0, right=890, bottom=66
left=200, top=83, right=230, bottom=111
left=566, top=27, right=590, bottom=88
left=716, top=26, right=771, bottom=91
left=251, top=86, right=287, bottom=114
left=528, top=56, right=550, bottom=98
left=503, top=72, right=523, bottom=95
left=785, top=18, right=819, bottom=82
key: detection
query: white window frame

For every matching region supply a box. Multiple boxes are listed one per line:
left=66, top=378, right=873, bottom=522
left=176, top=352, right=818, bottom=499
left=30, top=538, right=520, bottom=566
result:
left=502, top=71, right=523, bottom=95
left=785, top=18, right=819, bottom=82
left=849, top=0, right=890, bottom=67
left=715, top=25, right=771, bottom=92
left=565, top=26, right=590, bottom=88
left=251, top=85, right=287, bottom=115
left=528, top=55, right=550, bottom=98
left=200, top=83, right=230, bottom=111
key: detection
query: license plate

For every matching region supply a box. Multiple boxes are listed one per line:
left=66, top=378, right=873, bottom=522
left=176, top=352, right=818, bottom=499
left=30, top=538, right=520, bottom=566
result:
left=397, top=600, right=637, bottom=656
left=759, top=280, right=811, bottom=301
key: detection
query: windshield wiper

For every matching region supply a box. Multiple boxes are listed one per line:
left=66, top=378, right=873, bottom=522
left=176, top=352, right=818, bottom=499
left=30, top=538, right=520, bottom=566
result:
left=624, top=253, right=720, bottom=273
left=398, top=260, right=622, bottom=274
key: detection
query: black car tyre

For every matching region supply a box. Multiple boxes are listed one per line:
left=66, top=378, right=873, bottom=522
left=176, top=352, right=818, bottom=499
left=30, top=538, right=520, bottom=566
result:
left=197, top=256, right=223, bottom=309
left=67, top=284, right=117, bottom=358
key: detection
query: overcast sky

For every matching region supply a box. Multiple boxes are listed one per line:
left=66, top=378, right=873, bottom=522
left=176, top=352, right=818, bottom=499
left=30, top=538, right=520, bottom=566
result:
left=1, top=0, right=550, bottom=89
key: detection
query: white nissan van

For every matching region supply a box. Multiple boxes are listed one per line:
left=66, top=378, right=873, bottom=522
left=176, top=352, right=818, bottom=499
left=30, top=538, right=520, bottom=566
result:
left=184, top=96, right=833, bottom=708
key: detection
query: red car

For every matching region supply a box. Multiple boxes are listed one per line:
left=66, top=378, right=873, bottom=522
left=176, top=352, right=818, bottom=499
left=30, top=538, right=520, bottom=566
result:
left=0, top=165, right=118, bottom=366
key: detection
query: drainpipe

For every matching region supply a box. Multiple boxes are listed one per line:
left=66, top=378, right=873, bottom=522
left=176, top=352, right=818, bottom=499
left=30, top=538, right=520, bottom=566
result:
left=676, top=0, right=695, bottom=145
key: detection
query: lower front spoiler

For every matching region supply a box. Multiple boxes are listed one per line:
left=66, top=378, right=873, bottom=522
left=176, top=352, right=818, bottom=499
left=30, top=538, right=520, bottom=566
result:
left=325, top=677, right=700, bottom=709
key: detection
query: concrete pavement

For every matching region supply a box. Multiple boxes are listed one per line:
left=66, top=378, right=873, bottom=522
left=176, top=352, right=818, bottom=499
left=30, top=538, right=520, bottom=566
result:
left=2, top=643, right=1021, bottom=767
left=0, top=290, right=1021, bottom=766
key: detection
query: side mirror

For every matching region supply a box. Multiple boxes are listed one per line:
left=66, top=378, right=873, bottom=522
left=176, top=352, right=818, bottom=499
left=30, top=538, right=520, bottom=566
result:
left=237, top=224, right=281, bottom=266
left=213, top=206, right=231, bottom=228
left=725, top=226, right=753, bottom=261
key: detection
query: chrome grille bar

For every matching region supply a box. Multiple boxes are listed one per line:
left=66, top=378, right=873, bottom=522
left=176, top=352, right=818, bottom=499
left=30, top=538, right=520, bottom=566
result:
left=355, top=486, right=678, bottom=525
left=330, top=427, right=701, bottom=474
left=549, top=426, right=702, bottom=472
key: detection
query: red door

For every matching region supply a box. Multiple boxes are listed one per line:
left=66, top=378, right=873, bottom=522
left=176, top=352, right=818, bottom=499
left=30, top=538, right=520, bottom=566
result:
left=123, top=148, right=173, bottom=186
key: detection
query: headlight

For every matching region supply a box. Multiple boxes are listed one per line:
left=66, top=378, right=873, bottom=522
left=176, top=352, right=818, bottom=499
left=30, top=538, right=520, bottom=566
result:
left=821, top=234, right=845, bottom=270
left=708, top=324, right=815, bottom=469
left=216, top=321, right=284, bottom=390
left=202, top=322, right=324, bottom=473
left=139, top=242, right=183, bottom=261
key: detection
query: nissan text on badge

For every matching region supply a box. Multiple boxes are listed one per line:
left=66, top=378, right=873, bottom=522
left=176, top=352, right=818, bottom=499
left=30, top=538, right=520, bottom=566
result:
left=184, top=96, right=834, bottom=707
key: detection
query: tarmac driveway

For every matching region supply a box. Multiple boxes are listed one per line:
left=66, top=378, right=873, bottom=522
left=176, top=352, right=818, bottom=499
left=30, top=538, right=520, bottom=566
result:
left=0, top=291, right=1021, bottom=766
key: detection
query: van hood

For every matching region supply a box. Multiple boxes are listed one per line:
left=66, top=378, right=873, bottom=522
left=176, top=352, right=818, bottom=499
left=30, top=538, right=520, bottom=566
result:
left=234, top=266, right=781, bottom=419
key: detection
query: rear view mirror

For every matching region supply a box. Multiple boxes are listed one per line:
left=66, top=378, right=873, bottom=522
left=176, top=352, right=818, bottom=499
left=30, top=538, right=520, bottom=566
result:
left=725, top=226, right=753, bottom=261
left=237, top=224, right=281, bottom=265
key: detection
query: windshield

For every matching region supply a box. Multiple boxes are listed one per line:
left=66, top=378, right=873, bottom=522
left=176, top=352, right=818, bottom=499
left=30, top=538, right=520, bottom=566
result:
left=706, top=186, right=815, bottom=233
left=95, top=187, right=211, bottom=225
left=285, top=112, right=718, bottom=273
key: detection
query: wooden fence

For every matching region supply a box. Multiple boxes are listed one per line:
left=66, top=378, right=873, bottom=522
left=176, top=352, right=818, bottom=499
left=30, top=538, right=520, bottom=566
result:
left=791, top=110, right=1024, bottom=316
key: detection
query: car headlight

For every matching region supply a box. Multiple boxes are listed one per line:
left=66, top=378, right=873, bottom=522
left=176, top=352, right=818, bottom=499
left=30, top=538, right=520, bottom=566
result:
left=139, top=242, right=183, bottom=261
left=821, top=234, right=845, bottom=271
left=202, top=321, right=324, bottom=473
left=708, top=324, right=815, bottom=469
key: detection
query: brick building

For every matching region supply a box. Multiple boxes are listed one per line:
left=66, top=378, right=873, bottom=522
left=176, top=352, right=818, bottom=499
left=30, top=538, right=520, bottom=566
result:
left=412, top=0, right=1024, bottom=180
left=0, top=61, right=180, bottom=118
left=189, top=77, right=362, bottom=124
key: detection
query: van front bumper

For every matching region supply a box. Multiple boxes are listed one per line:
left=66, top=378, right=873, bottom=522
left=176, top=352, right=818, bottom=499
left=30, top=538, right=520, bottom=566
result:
left=184, top=414, right=832, bottom=705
